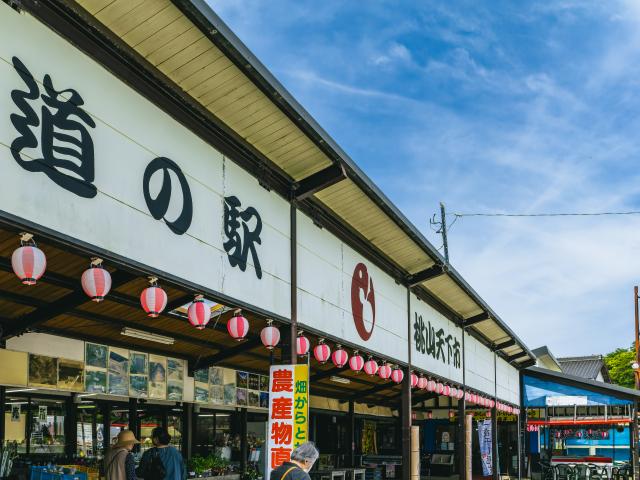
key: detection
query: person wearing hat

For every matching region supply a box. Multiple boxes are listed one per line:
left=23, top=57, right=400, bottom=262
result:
left=104, top=430, right=139, bottom=480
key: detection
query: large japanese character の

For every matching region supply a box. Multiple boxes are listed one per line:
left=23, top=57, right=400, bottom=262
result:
left=223, top=195, right=263, bottom=278
left=10, top=56, right=97, bottom=198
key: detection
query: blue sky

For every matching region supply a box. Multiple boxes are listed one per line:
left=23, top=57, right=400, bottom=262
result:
left=207, top=0, right=640, bottom=356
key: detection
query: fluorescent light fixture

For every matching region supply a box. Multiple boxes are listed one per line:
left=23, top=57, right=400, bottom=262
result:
left=78, top=393, right=97, bottom=398
left=330, top=376, right=351, bottom=385
left=6, top=388, right=36, bottom=393
left=121, top=327, right=174, bottom=345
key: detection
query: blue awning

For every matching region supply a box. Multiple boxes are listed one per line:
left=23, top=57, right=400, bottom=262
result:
left=523, top=374, right=632, bottom=407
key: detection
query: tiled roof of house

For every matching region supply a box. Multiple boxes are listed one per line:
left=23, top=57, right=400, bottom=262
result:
left=557, top=355, right=611, bottom=382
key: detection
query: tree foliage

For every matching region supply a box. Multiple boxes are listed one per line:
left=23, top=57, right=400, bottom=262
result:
left=604, top=346, right=635, bottom=389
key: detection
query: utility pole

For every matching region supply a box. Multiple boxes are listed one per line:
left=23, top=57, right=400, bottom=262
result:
left=431, top=202, right=450, bottom=265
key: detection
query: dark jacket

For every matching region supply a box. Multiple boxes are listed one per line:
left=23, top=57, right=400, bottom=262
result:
left=137, top=445, right=187, bottom=480
left=270, top=462, right=311, bottom=480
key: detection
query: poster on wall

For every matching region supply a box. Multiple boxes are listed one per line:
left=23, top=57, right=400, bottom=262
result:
left=0, top=349, right=28, bottom=386
left=11, top=404, right=20, bottom=422
left=108, top=348, right=129, bottom=396
left=265, top=364, right=309, bottom=480
left=149, top=355, right=167, bottom=399
left=28, top=354, right=58, bottom=388
left=166, top=358, right=184, bottom=401
left=57, top=358, right=84, bottom=392
left=85, top=343, right=108, bottom=369
left=85, top=369, right=107, bottom=393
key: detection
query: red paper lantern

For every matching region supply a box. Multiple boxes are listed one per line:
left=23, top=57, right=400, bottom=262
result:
left=140, top=284, right=168, bottom=318
left=332, top=346, right=349, bottom=368
left=489, top=399, right=495, bottom=409
left=378, top=363, right=392, bottom=380
left=188, top=297, right=211, bottom=330
left=296, top=335, right=310, bottom=356
left=349, top=353, right=365, bottom=373
left=81, top=262, right=112, bottom=302
left=450, top=387, right=457, bottom=398
left=457, top=389, right=465, bottom=400
left=260, top=321, right=280, bottom=350
left=417, top=376, right=428, bottom=390
left=427, top=380, right=436, bottom=392
left=12, top=243, right=46, bottom=285
left=410, top=372, right=419, bottom=388
left=363, top=358, right=379, bottom=376
left=227, top=310, right=249, bottom=340
left=313, top=342, right=331, bottom=364
left=391, top=368, right=404, bottom=384
left=443, top=385, right=451, bottom=397
left=436, top=382, right=444, bottom=395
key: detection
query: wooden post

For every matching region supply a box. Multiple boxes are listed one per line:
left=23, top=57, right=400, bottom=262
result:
left=289, top=204, right=298, bottom=365
left=128, top=398, right=138, bottom=452
left=240, top=408, right=248, bottom=474
left=0, top=386, right=5, bottom=448
left=465, top=413, right=473, bottom=480
left=183, top=403, right=193, bottom=460
left=632, top=401, right=639, bottom=479
left=65, top=396, right=78, bottom=457
left=102, top=402, right=111, bottom=456
left=401, top=366, right=412, bottom=480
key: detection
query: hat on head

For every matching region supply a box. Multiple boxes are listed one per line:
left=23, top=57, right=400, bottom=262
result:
left=113, top=430, right=140, bottom=448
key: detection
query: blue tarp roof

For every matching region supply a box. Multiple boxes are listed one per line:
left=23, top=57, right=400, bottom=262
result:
left=523, top=374, right=633, bottom=407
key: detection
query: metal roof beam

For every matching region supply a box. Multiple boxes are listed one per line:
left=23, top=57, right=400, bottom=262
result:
left=508, top=351, right=529, bottom=362
left=0, top=270, right=135, bottom=340
left=347, top=381, right=399, bottom=401
left=494, top=339, right=517, bottom=351
left=407, top=264, right=447, bottom=287
left=463, top=313, right=491, bottom=327
left=193, top=337, right=263, bottom=370
left=311, top=366, right=343, bottom=383
left=293, top=163, right=346, bottom=201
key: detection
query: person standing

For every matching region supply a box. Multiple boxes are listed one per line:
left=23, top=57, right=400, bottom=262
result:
left=269, top=442, right=319, bottom=480
left=136, top=426, right=186, bottom=480
left=104, top=430, right=139, bottom=480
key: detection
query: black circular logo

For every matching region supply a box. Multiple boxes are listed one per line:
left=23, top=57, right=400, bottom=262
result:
left=143, top=157, right=193, bottom=235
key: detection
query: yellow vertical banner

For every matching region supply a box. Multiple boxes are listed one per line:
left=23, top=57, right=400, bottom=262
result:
left=293, top=364, right=309, bottom=447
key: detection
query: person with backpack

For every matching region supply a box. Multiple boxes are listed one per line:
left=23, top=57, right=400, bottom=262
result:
left=269, top=442, right=319, bottom=480
left=136, top=426, right=186, bottom=480
left=104, top=430, right=139, bottom=480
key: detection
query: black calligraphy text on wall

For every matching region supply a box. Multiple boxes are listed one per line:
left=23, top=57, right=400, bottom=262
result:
left=142, top=157, right=193, bottom=235
left=413, top=312, right=461, bottom=369
left=223, top=195, right=263, bottom=279
left=10, top=56, right=97, bottom=198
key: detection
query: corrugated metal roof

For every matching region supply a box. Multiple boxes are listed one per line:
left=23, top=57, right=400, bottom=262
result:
left=558, top=355, right=610, bottom=382
left=53, top=0, right=535, bottom=366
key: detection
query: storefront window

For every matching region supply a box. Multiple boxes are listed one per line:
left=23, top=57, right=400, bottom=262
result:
left=138, top=410, right=162, bottom=453
left=28, top=398, right=65, bottom=455
left=194, top=411, right=239, bottom=461
left=168, top=411, right=183, bottom=451
left=76, top=402, right=104, bottom=459
left=3, top=397, right=28, bottom=453
left=109, top=407, right=129, bottom=448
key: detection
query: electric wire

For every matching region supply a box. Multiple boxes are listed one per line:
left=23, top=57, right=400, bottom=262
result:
left=453, top=210, right=640, bottom=218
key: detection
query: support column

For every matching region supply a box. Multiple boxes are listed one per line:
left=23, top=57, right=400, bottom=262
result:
left=458, top=329, right=467, bottom=478
left=102, top=402, right=111, bottom=456
left=128, top=398, right=139, bottom=451
left=0, top=385, right=5, bottom=448
left=465, top=413, right=473, bottom=480
left=493, top=353, right=499, bottom=480
left=632, top=401, right=638, bottom=479
left=289, top=204, right=298, bottom=364
left=183, top=403, right=193, bottom=460
left=348, top=400, right=355, bottom=467
left=519, top=372, right=527, bottom=480
left=401, top=366, right=412, bottom=480
left=240, top=408, right=248, bottom=473
left=65, top=396, right=78, bottom=457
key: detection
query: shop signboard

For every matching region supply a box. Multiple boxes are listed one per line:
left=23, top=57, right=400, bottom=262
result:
left=297, top=213, right=409, bottom=362
left=0, top=3, right=290, bottom=319
left=266, top=364, right=309, bottom=480
left=410, top=292, right=463, bottom=383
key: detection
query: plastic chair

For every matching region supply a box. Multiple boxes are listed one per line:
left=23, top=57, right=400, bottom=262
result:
left=573, top=464, right=588, bottom=480
left=587, top=465, right=607, bottom=480
left=554, top=464, right=577, bottom=480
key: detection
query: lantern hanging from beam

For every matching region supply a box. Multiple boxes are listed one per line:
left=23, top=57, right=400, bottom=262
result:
left=378, top=363, right=392, bottom=380
left=391, top=368, right=404, bottom=384
left=140, top=277, right=168, bottom=318
left=296, top=334, right=310, bottom=356
left=81, top=258, right=112, bottom=302
left=427, top=380, right=436, bottom=392
left=349, top=352, right=364, bottom=373
left=188, top=295, right=211, bottom=330
left=436, top=382, right=444, bottom=395
left=227, top=309, right=249, bottom=340
left=457, top=389, right=465, bottom=400
left=450, top=387, right=457, bottom=398
left=443, top=385, right=451, bottom=397
left=260, top=320, right=280, bottom=350
left=417, top=376, right=428, bottom=390
left=313, top=340, right=331, bottom=364
left=410, top=372, right=419, bottom=388
left=12, top=233, right=46, bottom=285
left=332, top=345, right=349, bottom=368
left=364, top=358, right=379, bottom=376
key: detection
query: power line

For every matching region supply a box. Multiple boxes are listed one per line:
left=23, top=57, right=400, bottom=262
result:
left=453, top=210, right=640, bottom=218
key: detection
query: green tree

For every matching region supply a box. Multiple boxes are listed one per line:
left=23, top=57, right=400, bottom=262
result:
left=604, top=346, right=635, bottom=389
